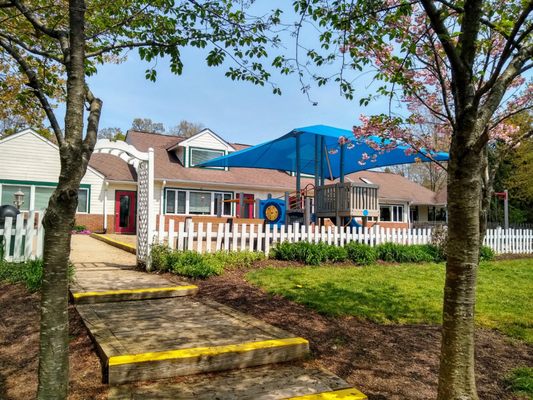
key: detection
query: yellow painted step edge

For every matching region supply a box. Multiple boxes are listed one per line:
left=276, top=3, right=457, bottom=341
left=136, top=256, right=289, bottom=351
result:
left=285, top=387, right=367, bottom=400
left=90, top=233, right=136, bottom=251
left=108, top=337, right=309, bottom=366
left=72, top=285, right=198, bottom=299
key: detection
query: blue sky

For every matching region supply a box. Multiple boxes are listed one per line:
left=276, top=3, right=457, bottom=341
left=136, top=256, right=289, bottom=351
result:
left=84, top=40, right=388, bottom=145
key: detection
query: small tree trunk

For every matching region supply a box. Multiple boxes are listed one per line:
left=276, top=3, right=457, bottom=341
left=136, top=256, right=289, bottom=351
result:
left=37, top=176, right=80, bottom=399
left=437, top=134, right=481, bottom=400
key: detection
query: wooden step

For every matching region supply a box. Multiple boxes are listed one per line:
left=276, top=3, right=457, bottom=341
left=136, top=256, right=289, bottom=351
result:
left=70, top=262, right=197, bottom=303
left=76, top=297, right=310, bottom=384
left=108, top=364, right=367, bottom=400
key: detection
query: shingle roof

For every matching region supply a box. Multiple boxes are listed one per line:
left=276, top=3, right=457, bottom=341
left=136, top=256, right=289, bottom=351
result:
left=88, top=130, right=443, bottom=204
left=344, top=171, right=442, bottom=205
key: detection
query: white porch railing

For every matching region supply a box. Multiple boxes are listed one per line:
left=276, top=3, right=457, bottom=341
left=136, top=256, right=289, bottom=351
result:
left=0, top=212, right=44, bottom=262
left=154, top=216, right=533, bottom=255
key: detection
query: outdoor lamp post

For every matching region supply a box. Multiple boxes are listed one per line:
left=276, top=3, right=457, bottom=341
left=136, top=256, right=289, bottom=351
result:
left=13, top=189, right=25, bottom=210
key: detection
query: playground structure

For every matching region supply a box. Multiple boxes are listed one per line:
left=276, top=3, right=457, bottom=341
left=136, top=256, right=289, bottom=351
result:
left=202, top=125, right=449, bottom=229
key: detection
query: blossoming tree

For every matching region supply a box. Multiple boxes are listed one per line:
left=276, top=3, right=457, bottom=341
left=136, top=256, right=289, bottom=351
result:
left=292, top=0, right=532, bottom=398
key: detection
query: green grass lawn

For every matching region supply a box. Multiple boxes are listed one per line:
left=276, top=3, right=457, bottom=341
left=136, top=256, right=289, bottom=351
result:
left=247, top=258, right=533, bottom=343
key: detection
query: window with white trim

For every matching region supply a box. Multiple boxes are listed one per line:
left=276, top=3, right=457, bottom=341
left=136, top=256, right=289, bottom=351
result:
left=0, top=183, right=89, bottom=213
left=380, top=204, right=404, bottom=222
left=189, top=148, right=224, bottom=167
left=164, top=188, right=233, bottom=216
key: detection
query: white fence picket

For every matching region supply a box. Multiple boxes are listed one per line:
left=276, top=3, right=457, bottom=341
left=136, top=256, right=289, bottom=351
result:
left=168, top=219, right=175, bottom=250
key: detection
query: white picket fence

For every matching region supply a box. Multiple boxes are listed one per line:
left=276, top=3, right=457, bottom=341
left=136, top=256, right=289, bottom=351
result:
left=0, top=212, right=44, bottom=262
left=154, top=217, right=533, bottom=255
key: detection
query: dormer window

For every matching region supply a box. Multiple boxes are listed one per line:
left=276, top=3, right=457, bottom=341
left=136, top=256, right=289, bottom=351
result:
left=190, top=147, right=225, bottom=167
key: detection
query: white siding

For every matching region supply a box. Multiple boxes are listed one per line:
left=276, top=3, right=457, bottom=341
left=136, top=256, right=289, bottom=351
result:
left=0, top=131, right=106, bottom=214
left=180, top=130, right=234, bottom=152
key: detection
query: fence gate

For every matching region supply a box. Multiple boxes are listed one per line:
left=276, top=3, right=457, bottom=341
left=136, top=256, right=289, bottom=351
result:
left=93, top=140, right=155, bottom=269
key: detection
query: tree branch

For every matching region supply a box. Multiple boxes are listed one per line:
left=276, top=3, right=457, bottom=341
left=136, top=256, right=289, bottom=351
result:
left=0, top=37, right=63, bottom=145
left=478, top=1, right=533, bottom=96
left=0, top=31, right=62, bottom=62
left=82, top=86, right=102, bottom=156
left=419, top=0, right=464, bottom=75
left=10, top=0, right=65, bottom=39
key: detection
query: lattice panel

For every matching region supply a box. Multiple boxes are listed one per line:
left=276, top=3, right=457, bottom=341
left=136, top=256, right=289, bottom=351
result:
left=136, top=160, right=149, bottom=265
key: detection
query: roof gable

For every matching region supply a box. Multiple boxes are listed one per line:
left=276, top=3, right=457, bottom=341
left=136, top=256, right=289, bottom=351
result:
left=0, top=128, right=105, bottom=178
left=176, top=129, right=236, bottom=152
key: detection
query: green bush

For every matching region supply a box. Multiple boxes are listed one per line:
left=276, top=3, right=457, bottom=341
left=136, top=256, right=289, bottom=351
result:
left=73, top=225, right=87, bottom=232
left=151, top=244, right=171, bottom=271
left=0, top=259, right=44, bottom=291
left=419, top=244, right=445, bottom=262
left=345, top=242, right=377, bottom=265
left=169, top=251, right=224, bottom=279
left=480, top=245, right=495, bottom=262
left=375, top=243, right=437, bottom=263
left=326, top=245, right=348, bottom=263
left=212, top=251, right=265, bottom=269
left=150, top=246, right=265, bottom=278
left=270, top=241, right=349, bottom=265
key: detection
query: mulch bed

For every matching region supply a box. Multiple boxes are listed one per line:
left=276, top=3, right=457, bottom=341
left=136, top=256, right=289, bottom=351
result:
left=2, top=265, right=531, bottom=400
left=0, top=283, right=107, bottom=400
left=185, top=267, right=532, bottom=400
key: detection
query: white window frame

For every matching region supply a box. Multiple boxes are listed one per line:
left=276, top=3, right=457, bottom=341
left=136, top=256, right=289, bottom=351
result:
left=0, top=183, right=89, bottom=213
left=379, top=204, right=404, bottom=222
left=164, top=188, right=233, bottom=216
left=189, top=147, right=225, bottom=168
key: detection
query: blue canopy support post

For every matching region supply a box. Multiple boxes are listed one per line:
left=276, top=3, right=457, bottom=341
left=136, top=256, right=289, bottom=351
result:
left=320, top=136, right=325, bottom=186
left=340, top=142, right=345, bottom=183
left=295, top=132, right=301, bottom=205
left=314, top=135, right=320, bottom=189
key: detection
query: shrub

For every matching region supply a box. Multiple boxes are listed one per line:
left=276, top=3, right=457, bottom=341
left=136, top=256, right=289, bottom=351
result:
left=480, top=245, right=495, bottom=262
left=73, top=225, right=87, bottom=232
left=150, top=244, right=171, bottom=271
left=375, top=243, right=437, bottom=263
left=345, top=242, right=377, bottom=265
left=326, top=244, right=348, bottom=263
left=0, top=259, right=44, bottom=291
left=420, top=244, right=445, bottom=263
left=170, top=251, right=224, bottom=279
left=212, top=251, right=265, bottom=269
left=375, top=243, right=404, bottom=263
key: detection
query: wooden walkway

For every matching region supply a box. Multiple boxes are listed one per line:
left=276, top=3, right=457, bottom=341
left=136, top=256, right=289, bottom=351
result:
left=70, top=236, right=366, bottom=399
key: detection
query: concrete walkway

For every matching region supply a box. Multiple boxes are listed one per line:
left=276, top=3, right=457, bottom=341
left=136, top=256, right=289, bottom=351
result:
left=69, top=236, right=366, bottom=399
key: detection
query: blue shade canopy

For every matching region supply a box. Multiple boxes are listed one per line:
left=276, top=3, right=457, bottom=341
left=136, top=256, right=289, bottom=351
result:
left=200, top=125, right=449, bottom=179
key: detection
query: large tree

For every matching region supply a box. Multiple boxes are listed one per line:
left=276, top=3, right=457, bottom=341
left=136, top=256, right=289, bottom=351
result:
left=168, top=119, right=205, bottom=137
left=291, top=0, right=532, bottom=398
left=0, top=1, right=281, bottom=398
left=130, top=117, right=166, bottom=133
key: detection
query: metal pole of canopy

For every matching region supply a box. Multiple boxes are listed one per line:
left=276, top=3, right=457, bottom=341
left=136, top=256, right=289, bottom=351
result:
left=340, top=142, right=345, bottom=183
left=314, top=135, right=320, bottom=189
left=320, top=136, right=325, bottom=186
left=296, top=133, right=301, bottom=205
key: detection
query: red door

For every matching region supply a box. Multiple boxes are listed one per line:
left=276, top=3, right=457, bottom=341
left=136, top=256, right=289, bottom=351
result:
left=236, top=193, right=255, bottom=218
left=115, top=191, right=136, bottom=234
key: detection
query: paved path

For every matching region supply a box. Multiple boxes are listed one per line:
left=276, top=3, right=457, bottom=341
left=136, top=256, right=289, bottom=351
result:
left=70, top=236, right=197, bottom=303
left=69, top=235, right=366, bottom=399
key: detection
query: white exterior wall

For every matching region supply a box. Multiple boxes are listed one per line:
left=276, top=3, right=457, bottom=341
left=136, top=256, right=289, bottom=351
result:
left=0, top=130, right=106, bottom=214
left=157, top=180, right=286, bottom=217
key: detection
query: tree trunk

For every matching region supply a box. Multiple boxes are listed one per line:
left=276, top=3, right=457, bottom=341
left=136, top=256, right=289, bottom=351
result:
left=37, top=174, right=81, bottom=399
left=437, top=131, right=482, bottom=400
left=37, top=1, right=89, bottom=399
